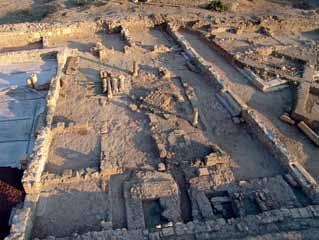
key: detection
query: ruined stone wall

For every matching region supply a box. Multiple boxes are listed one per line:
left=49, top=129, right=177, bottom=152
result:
left=5, top=48, right=72, bottom=240
left=7, top=194, right=39, bottom=240
left=242, top=109, right=294, bottom=167
left=166, top=22, right=319, bottom=201
left=0, top=21, right=98, bottom=49
left=0, top=48, right=57, bottom=63
left=37, top=204, right=319, bottom=240
left=3, top=18, right=319, bottom=239
left=40, top=168, right=101, bottom=192
left=22, top=47, right=71, bottom=193
left=288, top=162, right=319, bottom=204
left=188, top=27, right=291, bottom=91
left=167, top=23, right=299, bottom=166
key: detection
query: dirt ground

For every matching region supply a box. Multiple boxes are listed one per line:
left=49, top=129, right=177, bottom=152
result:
left=0, top=0, right=316, bottom=25
left=32, top=180, right=108, bottom=238
left=52, top=25, right=282, bottom=179
left=46, top=129, right=100, bottom=174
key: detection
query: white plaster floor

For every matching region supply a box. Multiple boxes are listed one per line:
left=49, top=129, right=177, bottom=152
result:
left=0, top=60, right=56, bottom=89
left=0, top=59, right=57, bottom=168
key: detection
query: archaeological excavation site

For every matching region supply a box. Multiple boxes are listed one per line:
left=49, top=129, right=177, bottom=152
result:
left=0, top=0, right=319, bottom=239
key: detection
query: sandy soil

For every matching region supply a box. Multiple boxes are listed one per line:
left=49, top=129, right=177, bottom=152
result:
left=46, top=130, right=100, bottom=174
left=101, top=97, right=159, bottom=170
left=52, top=32, right=159, bottom=172
left=32, top=181, right=108, bottom=238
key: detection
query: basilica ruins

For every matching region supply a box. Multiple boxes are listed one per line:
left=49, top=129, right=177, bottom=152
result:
left=0, top=0, right=319, bottom=239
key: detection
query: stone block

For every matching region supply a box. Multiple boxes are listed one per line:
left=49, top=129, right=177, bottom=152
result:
left=216, top=218, right=226, bottom=225
left=198, top=168, right=209, bottom=177
left=297, top=121, right=319, bottom=146
left=312, top=205, right=319, bottom=217
left=185, top=221, right=195, bottom=234
left=194, top=223, right=208, bottom=233
left=149, top=232, right=160, bottom=240
left=157, top=163, right=166, bottom=172
left=290, top=208, right=301, bottom=218
left=280, top=113, right=295, bottom=125
left=292, top=82, right=310, bottom=122
left=175, top=223, right=187, bottom=236
left=298, top=207, right=312, bottom=218
left=160, top=227, right=175, bottom=237
left=280, top=208, right=291, bottom=218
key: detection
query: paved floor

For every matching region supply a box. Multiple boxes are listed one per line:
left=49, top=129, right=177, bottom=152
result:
left=0, top=60, right=57, bottom=168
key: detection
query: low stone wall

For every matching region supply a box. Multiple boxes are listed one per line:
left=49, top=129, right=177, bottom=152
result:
left=5, top=48, right=72, bottom=240
left=21, top=127, right=52, bottom=194
left=288, top=162, right=319, bottom=203
left=42, top=229, right=144, bottom=240
left=37, top=204, right=319, bottom=240
left=297, top=121, right=319, bottom=147
left=6, top=194, right=39, bottom=240
left=0, top=21, right=99, bottom=50
left=40, top=167, right=101, bottom=191
left=167, top=23, right=292, bottom=166
left=290, top=74, right=319, bottom=147
left=169, top=205, right=319, bottom=240
left=124, top=183, right=146, bottom=230
left=292, top=82, right=311, bottom=123
left=187, top=27, right=290, bottom=92
left=239, top=67, right=288, bottom=92
left=166, top=22, right=318, bottom=200
left=242, top=109, right=294, bottom=167
left=0, top=48, right=58, bottom=63
left=100, top=134, right=123, bottom=178
left=46, top=48, right=69, bottom=126
left=22, top=47, right=71, bottom=193
left=120, top=26, right=134, bottom=47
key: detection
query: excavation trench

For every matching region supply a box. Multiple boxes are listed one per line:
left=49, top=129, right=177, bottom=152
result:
left=166, top=30, right=282, bottom=180
left=171, top=167, right=193, bottom=222
left=179, top=29, right=318, bottom=181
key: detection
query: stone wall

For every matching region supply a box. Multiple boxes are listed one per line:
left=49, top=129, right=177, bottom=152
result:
left=242, top=109, right=294, bottom=167
left=288, top=162, right=319, bottom=203
left=37, top=204, right=319, bottom=240
left=22, top=47, right=71, bottom=194
left=0, top=21, right=99, bottom=49
left=40, top=167, right=101, bottom=192
left=5, top=48, right=72, bottom=240
left=0, top=48, right=58, bottom=63
left=120, top=26, right=134, bottom=47
left=6, top=194, right=39, bottom=240
left=189, top=26, right=298, bottom=85
left=166, top=22, right=318, bottom=202
left=167, top=23, right=292, bottom=166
